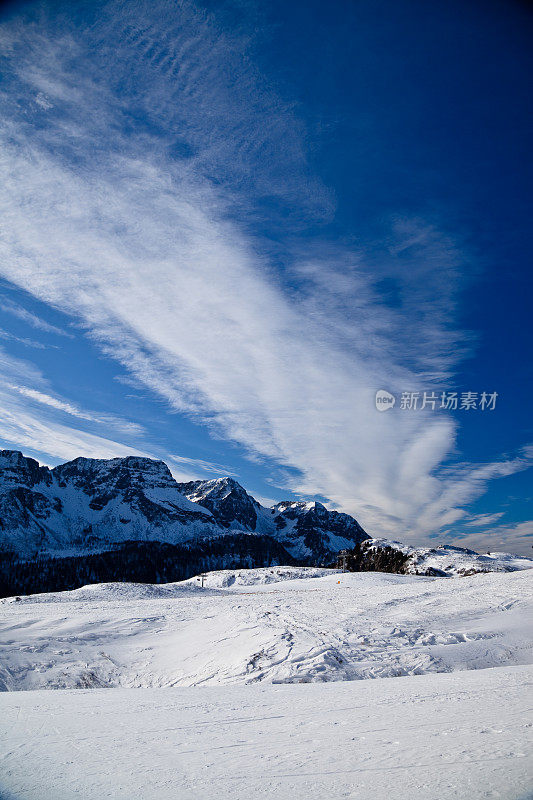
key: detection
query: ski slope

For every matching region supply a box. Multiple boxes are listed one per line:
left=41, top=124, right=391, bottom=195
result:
left=1, top=567, right=532, bottom=799
left=0, top=666, right=531, bottom=800
left=1, top=566, right=532, bottom=689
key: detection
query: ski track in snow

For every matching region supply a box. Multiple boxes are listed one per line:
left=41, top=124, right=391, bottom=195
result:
left=1, top=567, right=532, bottom=690
left=0, top=667, right=531, bottom=800
left=1, top=567, right=532, bottom=799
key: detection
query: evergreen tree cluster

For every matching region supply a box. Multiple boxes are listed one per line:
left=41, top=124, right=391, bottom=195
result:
left=0, top=534, right=296, bottom=598
left=337, top=541, right=411, bottom=574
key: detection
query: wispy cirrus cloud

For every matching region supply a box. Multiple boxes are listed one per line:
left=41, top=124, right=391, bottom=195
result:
left=0, top=296, right=72, bottom=338
left=450, top=520, right=533, bottom=557
left=465, top=512, right=505, bottom=528
left=8, top=384, right=144, bottom=436
left=169, top=454, right=238, bottom=479
left=0, top=347, right=148, bottom=463
left=0, top=0, right=529, bottom=546
left=0, top=404, right=147, bottom=465
left=0, top=326, right=53, bottom=350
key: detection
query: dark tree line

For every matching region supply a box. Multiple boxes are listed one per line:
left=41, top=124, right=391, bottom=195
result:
left=0, top=534, right=296, bottom=598
left=336, top=541, right=411, bottom=574
left=336, top=542, right=453, bottom=576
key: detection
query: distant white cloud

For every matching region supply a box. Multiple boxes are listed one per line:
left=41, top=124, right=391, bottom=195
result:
left=0, top=405, right=147, bottom=465
left=0, top=296, right=72, bottom=338
left=0, top=327, right=52, bottom=349
left=0, top=0, right=530, bottom=547
left=465, top=512, right=505, bottom=527
left=8, top=384, right=144, bottom=436
left=450, top=521, right=533, bottom=558
left=168, top=454, right=238, bottom=478
left=0, top=348, right=146, bottom=462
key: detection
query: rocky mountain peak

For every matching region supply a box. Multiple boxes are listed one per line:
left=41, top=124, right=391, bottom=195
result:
left=272, top=500, right=327, bottom=518
left=0, top=450, right=369, bottom=564
left=0, top=449, right=51, bottom=488
left=177, top=476, right=259, bottom=530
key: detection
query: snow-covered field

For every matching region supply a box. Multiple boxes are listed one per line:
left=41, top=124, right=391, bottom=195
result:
left=1, top=567, right=532, bottom=689
left=0, top=666, right=531, bottom=800
left=1, top=567, right=532, bottom=798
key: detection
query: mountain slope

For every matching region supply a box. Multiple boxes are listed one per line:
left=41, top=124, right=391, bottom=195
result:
left=2, top=566, right=532, bottom=688
left=344, top=537, right=533, bottom=577
left=0, top=450, right=369, bottom=563
left=177, top=480, right=371, bottom=562
left=270, top=500, right=368, bottom=561
left=177, top=477, right=261, bottom=530
left=0, top=451, right=217, bottom=557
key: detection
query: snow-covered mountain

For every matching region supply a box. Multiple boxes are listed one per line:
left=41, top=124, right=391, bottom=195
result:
left=0, top=450, right=369, bottom=562
left=344, top=537, right=533, bottom=577
left=269, top=500, right=368, bottom=561
left=176, top=477, right=262, bottom=530
left=0, top=450, right=218, bottom=557
left=1, top=450, right=531, bottom=598
left=177, top=480, right=370, bottom=561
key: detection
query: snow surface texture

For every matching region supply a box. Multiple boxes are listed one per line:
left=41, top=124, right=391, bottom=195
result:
left=1, top=567, right=532, bottom=799
left=0, top=667, right=533, bottom=800
left=365, top=538, right=533, bottom=576
left=0, top=667, right=531, bottom=800
left=1, top=567, right=532, bottom=690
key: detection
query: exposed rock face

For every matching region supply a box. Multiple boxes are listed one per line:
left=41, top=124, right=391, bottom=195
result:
left=0, top=450, right=51, bottom=488
left=0, top=451, right=216, bottom=557
left=177, top=477, right=260, bottom=530
left=0, top=451, right=59, bottom=554
left=270, top=501, right=369, bottom=563
left=0, top=451, right=368, bottom=565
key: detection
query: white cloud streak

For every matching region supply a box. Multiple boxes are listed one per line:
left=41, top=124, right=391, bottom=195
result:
left=168, top=454, right=238, bottom=478
left=0, top=327, right=51, bottom=349
left=450, top=521, right=533, bottom=558
left=465, top=512, right=505, bottom=527
left=8, top=384, right=144, bottom=436
left=0, top=405, right=147, bottom=465
left=0, top=296, right=72, bottom=338
left=0, top=348, right=148, bottom=463
left=0, top=0, right=529, bottom=545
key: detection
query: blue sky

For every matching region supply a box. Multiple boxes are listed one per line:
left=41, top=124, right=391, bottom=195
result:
left=0, top=0, right=531, bottom=553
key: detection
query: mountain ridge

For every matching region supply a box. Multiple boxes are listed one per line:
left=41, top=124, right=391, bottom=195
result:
left=0, top=449, right=369, bottom=562
left=0, top=449, right=531, bottom=599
